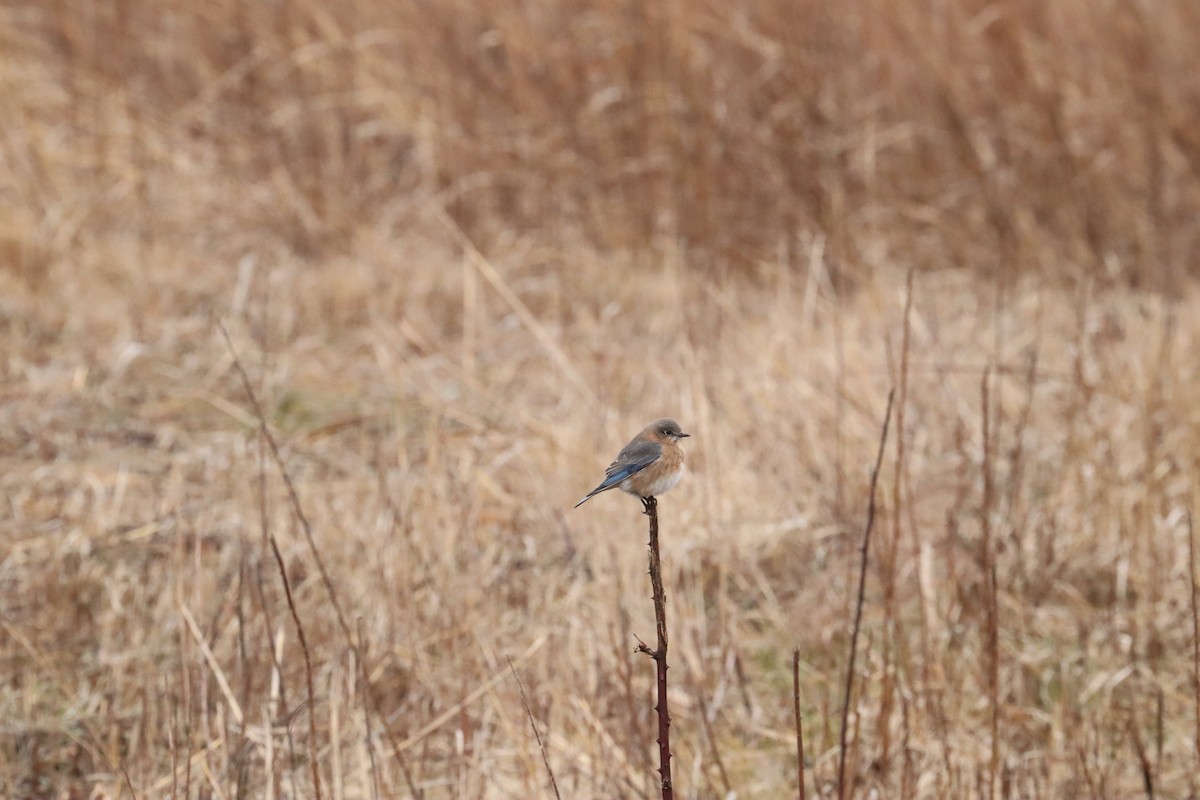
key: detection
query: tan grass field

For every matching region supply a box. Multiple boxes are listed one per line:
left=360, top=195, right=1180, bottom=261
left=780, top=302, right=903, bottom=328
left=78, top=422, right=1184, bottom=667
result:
left=4, top=1, right=1200, bottom=798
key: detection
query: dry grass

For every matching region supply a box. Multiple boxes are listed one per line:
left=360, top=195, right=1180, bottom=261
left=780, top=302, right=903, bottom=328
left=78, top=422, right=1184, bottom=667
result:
left=3, top=1, right=1200, bottom=798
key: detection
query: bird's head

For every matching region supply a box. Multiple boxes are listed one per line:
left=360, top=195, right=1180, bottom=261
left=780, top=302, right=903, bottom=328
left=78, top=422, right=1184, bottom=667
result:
left=648, top=418, right=690, bottom=443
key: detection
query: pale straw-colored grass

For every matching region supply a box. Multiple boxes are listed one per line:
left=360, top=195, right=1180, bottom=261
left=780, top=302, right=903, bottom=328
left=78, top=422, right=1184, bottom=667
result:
left=3, top=2, right=1200, bottom=798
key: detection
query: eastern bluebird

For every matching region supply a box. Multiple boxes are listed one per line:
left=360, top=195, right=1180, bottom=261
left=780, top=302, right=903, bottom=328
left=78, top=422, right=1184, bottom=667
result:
left=574, top=418, right=690, bottom=508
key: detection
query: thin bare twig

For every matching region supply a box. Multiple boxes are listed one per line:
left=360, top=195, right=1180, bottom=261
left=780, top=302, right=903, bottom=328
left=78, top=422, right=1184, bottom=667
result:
left=793, top=648, right=807, bottom=800
left=218, top=320, right=353, bottom=645
left=166, top=677, right=179, bottom=800
left=635, top=496, right=674, bottom=800
left=981, top=369, right=1001, bottom=800
left=352, top=621, right=422, bottom=799
left=900, top=690, right=914, bottom=798
left=508, top=655, right=562, bottom=800
left=120, top=762, right=139, bottom=800
left=220, top=320, right=325, bottom=797
left=837, top=389, right=895, bottom=800
left=355, top=620, right=382, bottom=800
left=1126, top=712, right=1155, bottom=800
left=1077, top=745, right=1099, bottom=800
left=1188, top=510, right=1200, bottom=769
left=268, top=534, right=323, bottom=800
left=692, top=657, right=734, bottom=800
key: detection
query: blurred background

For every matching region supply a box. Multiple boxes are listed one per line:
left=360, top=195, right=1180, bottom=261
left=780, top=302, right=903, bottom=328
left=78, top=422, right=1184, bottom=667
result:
left=4, top=1, right=1200, bottom=797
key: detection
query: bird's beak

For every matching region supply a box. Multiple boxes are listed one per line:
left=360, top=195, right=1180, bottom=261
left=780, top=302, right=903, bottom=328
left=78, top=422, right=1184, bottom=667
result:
left=679, top=432, right=691, bottom=438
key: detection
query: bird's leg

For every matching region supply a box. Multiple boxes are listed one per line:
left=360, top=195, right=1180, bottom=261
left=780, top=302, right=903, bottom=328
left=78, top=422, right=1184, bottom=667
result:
left=641, top=496, right=657, bottom=515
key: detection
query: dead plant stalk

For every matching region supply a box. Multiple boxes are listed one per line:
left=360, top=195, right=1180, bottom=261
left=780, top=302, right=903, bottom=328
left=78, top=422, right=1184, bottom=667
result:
left=837, top=389, right=896, bottom=800
left=636, top=496, right=674, bottom=800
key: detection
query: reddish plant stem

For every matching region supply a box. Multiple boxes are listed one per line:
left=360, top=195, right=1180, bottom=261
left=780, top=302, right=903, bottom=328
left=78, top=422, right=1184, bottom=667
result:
left=794, top=648, right=807, bottom=800
left=1188, top=510, right=1200, bottom=770
left=268, top=535, right=323, bottom=800
left=837, top=389, right=895, bottom=800
left=636, top=496, right=674, bottom=800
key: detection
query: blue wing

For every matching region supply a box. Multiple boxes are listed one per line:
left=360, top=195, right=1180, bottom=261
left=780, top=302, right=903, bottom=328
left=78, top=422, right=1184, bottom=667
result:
left=574, top=439, right=663, bottom=507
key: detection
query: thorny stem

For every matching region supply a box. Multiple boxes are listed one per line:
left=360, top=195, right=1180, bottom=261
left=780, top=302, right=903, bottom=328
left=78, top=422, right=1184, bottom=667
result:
left=635, top=496, right=674, bottom=800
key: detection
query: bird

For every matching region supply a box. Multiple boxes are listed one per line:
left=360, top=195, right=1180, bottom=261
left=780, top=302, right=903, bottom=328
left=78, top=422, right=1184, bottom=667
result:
left=574, top=418, right=690, bottom=509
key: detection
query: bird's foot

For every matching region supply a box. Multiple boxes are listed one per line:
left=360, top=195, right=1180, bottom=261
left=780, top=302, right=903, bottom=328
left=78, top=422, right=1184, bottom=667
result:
left=641, top=496, right=657, bottom=515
